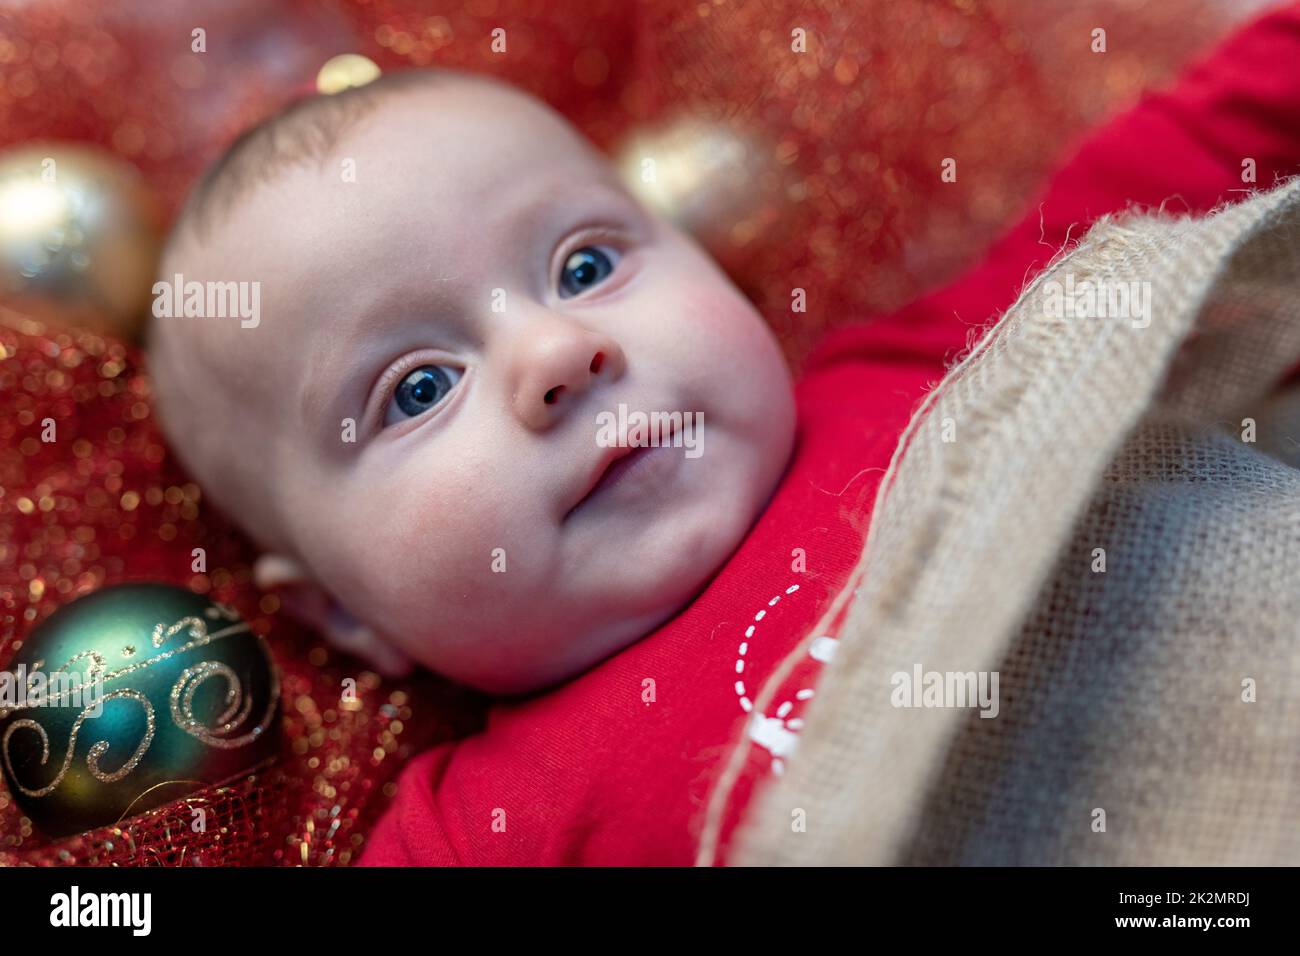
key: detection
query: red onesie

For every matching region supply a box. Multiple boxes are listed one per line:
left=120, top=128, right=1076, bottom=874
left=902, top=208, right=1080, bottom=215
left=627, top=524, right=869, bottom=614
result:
left=361, top=4, right=1300, bottom=866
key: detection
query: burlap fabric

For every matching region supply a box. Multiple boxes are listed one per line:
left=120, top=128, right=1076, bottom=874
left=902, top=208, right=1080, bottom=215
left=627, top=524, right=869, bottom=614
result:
left=726, top=178, right=1300, bottom=866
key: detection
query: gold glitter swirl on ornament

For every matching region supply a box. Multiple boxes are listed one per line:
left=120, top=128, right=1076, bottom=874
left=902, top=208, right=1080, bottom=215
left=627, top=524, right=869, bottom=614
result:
left=2, top=688, right=155, bottom=796
left=0, top=611, right=253, bottom=713
left=153, top=602, right=238, bottom=648
left=50, top=648, right=105, bottom=682
left=152, top=615, right=207, bottom=648
left=169, top=660, right=278, bottom=750
left=86, top=690, right=155, bottom=783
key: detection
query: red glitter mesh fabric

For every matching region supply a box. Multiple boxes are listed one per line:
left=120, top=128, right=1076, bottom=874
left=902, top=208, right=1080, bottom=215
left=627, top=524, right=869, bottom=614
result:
left=0, top=309, right=485, bottom=865
left=0, top=0, right=1239, bottom=864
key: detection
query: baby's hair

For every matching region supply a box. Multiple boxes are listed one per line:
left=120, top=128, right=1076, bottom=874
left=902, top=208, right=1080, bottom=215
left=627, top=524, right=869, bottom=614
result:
left=169, top=68, right=459, bottom=249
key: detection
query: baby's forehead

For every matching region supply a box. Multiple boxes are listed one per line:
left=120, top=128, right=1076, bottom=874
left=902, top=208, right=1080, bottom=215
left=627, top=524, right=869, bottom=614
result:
left=204, top=87, right=623, bottom=280
left=202, top=81, right=622, bottom=274
left=350, top=81, right=617, bottom=200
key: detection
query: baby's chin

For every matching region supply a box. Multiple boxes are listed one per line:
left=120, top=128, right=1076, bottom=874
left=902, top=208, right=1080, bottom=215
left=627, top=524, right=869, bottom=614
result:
left=532, top=450, right=788, bottom=690
left=429, top=502, right=767, bottom=696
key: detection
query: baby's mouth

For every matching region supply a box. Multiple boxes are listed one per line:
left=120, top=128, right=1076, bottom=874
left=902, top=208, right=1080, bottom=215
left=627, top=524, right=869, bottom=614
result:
left=564, top=417, right=683, bottom=521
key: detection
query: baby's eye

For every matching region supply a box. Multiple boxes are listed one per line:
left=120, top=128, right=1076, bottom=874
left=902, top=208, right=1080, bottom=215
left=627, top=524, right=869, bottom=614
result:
left=558, top=245, right=619, bottom=298
left=383, top=364, right=463, bottom=426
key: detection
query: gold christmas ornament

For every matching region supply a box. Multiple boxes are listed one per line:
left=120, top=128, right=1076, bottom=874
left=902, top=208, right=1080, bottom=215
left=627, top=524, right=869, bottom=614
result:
left=316, top=53, right=382, bottom=95
left=0, top=143, right=160, bottom=340
left=614, top=117, right=791, bottom=273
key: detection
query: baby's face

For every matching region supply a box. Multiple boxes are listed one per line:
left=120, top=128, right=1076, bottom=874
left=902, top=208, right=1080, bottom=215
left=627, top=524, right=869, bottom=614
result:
left=183, top=80, right=795, bottom=694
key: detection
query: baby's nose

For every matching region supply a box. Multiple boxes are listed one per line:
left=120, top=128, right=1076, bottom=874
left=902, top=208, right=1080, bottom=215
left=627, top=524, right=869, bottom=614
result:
left=511, top=323, right=625, bottom=430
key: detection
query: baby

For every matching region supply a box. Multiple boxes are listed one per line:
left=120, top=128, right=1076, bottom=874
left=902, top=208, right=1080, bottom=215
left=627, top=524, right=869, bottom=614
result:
left=147, top=8, right=1300, bottom=864
left=148, top=70, right=797, bottom=696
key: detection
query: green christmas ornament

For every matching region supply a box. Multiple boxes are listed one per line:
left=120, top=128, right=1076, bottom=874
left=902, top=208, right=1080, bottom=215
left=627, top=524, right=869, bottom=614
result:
left=0, top=583, right=280, bottom=837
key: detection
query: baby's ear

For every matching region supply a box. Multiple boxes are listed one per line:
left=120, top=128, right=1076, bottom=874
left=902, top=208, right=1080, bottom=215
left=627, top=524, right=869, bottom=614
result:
left=252, top=553, right=414, bottom=678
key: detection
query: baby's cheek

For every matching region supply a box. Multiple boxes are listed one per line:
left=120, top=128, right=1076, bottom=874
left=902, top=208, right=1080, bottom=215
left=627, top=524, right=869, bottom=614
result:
left=370, top=483, right=489, bottom=590
left=356, top=468, right=545, bottom=631
left=675, top=289, right=788, bottom=396
left=660, top=272, right=771, bottom=358
left=672, top=279, right=796, bottom=470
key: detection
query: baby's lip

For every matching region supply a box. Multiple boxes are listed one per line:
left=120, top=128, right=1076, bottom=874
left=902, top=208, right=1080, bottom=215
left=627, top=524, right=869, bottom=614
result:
left=564, top=414, right=683, bottom=520
left=564, top=444, right=636, bottom=521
